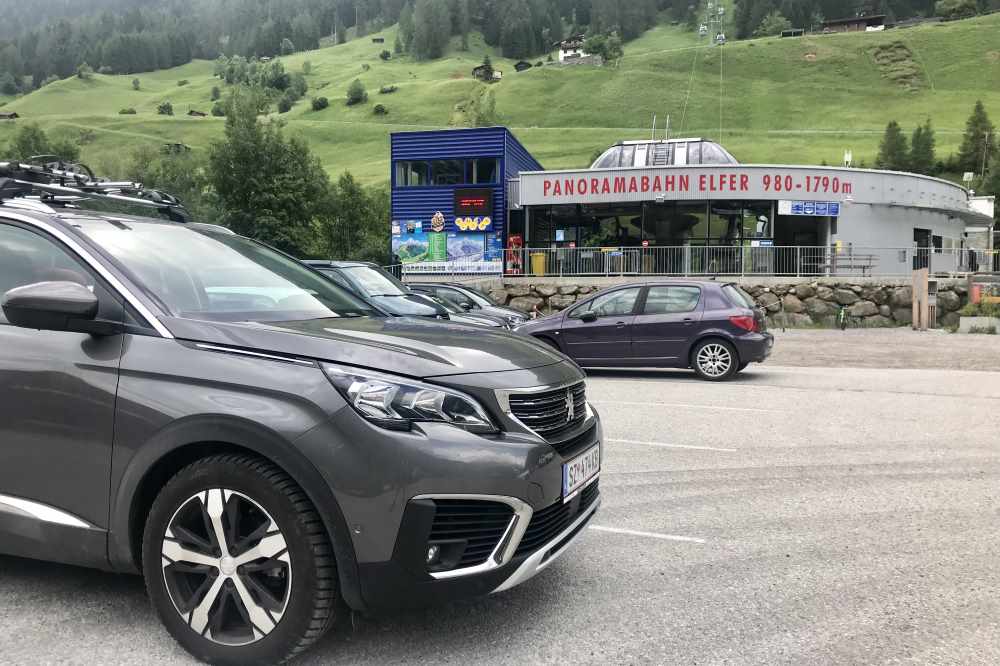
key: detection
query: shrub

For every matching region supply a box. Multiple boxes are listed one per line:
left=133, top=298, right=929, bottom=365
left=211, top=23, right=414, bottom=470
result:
left=379, top=85, right=398, bottom=94
left=42, top=75, right=60, bottom=87
left=76, top=63, right=94, bottom=80
left=132, top=78, right=141, bottom=91
left=177, top=79, right=189, bottom=87
left=157, top=101, right=174, bottom=116
left=311, top=96, right=329, bottom=111
left=346, top=79, right=368, bottom=106
left=302, top=61, right=312, bottom=75
left=98, top=66, right=113, bottom=75
left=959, top=301, right=1000, bottom=317
left=211, top=101, right=226, bottom=117
left=379, top=50, right=392, bottom=61
left=277, top=95, right=293, bottom=113
left=211, top=86, right=221, bottom=101
left=118, top=107, right=137, bottom=115
left=373, top=104, right=388, bottom=115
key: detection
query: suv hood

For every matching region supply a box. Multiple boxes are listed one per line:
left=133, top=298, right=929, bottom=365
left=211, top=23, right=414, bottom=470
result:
left=162, top=315, right=565, bottom=378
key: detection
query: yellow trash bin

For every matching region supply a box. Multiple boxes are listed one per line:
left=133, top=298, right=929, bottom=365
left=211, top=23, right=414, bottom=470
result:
left=530, top=252, right=546, bottom=276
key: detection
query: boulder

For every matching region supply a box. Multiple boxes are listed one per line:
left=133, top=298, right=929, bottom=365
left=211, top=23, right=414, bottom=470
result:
left=775, top=312, right=813, bottom=328
left=833, top=288, right=860, bottom=305
left=548, top=295, right=577, bottom=310
left=865, top=315, right=895, bottom=328
left=889, top=286, right=912, bottom=308
left=489, top=289, right=509, bottom=305
left=850, top=285, right=864, bottom=294
left=782, top=294, right=805, bottom=314
left=509, top=296, right=544, bottom=313
left=746, top=285, right=766, bottom=298
left=757, top=292, right=781, bottom=313
left=535, top=284, right=559, bottom=297
left=848, top=300, right=879, bottom=317
left=506, top=284, right=532, bottom=298
left=794, top=284, right=816, bottom=299
left=772, top=284, right=790, bottom=296
left=953, top=283, right=968, bottom=296
left=879, top=305, right=892, bottom=317
left=577, top=286, right=594, bottom=295
left=892, top=307, right=913, bottom=325
left=816, top=285, right=834, bottom=300
left=805, top=297, right=837, bottom=319
left=861, top=286, right=888, bottom=305
left=936, top=290, right=961, bottom=312
left=558, top=285, right=579, bottom=296
left=939, top=311, right=961, bottom=329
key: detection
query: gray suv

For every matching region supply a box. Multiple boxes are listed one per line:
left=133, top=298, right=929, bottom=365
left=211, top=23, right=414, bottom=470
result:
left=0, top=207, right=602, bottom=664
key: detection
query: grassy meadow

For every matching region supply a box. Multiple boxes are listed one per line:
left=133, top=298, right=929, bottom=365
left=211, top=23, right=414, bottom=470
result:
left=1, top=13, right=999, bottom=185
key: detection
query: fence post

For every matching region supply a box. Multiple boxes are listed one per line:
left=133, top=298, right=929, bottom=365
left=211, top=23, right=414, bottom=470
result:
left=796, top=246, right=801, bottom=278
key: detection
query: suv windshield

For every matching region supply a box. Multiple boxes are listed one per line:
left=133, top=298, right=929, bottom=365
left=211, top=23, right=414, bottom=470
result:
left=73, top=220, right=374, bottom=322
left=341, top=265, right=409, bottom=297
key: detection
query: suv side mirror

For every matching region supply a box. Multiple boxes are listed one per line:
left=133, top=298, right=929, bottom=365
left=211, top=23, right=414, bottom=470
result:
left=580, top=311, right=598, bottom=323
left=2, top=281, right=105, bottom=334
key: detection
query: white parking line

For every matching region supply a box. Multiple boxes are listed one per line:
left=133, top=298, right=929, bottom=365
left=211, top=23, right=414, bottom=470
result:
left=607, top=438, right=737, bottom=453
left=589, top=526, right=707, bottom=544
left=592, top=400, right=780, bottom=413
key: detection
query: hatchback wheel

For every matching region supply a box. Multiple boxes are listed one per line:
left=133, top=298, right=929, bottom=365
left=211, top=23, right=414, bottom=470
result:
left=143, top=454, right=338, bottom=666
left=692, top=340, right=739, bottom=381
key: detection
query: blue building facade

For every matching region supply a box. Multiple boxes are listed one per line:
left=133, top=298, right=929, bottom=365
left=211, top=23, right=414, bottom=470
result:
left=390, top=127, right=542, bottom=270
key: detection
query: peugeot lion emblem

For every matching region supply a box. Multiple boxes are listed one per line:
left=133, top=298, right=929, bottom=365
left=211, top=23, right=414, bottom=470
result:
left=565, top=389, right=575, bottom=423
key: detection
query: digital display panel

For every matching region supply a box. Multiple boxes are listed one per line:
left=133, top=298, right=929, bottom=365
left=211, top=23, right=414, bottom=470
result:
left=454, top=188, right=493, bottom=217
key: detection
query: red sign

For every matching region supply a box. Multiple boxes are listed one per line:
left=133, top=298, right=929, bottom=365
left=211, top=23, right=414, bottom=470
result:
left=642, top=240, right=649, bottom=247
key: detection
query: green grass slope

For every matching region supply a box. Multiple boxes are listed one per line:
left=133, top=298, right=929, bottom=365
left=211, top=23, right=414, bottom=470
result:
left=1, top=14, right=999, bottom=185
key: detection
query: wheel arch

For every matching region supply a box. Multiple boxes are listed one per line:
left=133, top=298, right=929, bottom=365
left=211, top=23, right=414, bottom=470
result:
left=109, top=417, right=365, bottom=611
left=688, top=332, right=741, bottom=368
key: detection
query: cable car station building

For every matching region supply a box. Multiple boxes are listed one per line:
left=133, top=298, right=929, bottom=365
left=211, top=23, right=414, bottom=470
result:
left=390, top=127, right=994, bottom=277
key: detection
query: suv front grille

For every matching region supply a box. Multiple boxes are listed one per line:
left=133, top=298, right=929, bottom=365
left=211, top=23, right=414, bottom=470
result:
left=515, top=481, right=599, bottom=557
left=508, top=382, right=586, bottom=440
left=428, top=500, right=514, bottom=569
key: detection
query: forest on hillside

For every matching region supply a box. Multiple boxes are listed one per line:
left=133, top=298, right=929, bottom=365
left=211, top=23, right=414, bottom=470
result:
left=0, top=0, right=996, bottom=97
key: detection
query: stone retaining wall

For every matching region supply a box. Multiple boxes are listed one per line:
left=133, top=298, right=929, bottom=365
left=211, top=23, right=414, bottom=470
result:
left=485, top=279, right=969, bottom=328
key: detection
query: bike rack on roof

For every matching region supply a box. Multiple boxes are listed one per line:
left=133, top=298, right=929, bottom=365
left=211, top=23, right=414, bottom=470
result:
left=0, top=158, right=191, bottom=223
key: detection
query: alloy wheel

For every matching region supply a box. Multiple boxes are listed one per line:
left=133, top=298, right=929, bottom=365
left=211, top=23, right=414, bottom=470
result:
left=696, top=343, right=732, bottom=378
left=161, top=488, right=291, bottom=646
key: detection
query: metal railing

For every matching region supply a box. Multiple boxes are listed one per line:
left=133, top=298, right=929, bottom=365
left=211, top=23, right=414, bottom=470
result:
left=498, top=245, right=999, bottom=278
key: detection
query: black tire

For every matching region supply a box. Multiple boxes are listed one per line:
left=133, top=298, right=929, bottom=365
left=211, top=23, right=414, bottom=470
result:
left=691, top=339, right=740, bottom=381
left=142, top=454, right=338, bottom=666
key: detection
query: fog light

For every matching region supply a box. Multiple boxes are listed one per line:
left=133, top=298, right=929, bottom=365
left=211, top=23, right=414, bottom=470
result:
left=426, top=544, right=441, bottom=564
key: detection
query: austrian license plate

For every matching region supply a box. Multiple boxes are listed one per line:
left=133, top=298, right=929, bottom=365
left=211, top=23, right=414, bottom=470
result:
left=562, top=444, right=600, bottom=502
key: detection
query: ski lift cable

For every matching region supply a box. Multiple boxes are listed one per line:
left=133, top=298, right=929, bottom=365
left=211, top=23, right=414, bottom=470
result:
left=678, top=42, right=705, bottom=136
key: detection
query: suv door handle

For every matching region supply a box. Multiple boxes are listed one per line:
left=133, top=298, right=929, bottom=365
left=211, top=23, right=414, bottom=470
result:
left=616, top=321, right=627, bottom=328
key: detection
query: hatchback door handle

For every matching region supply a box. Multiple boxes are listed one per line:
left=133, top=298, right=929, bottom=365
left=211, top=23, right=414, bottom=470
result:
left=616, top=321, right=627, bottom=328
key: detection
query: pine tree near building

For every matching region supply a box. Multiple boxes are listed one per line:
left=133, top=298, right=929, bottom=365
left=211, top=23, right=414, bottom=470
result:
left=876, top=120, right=909, bottom=171
left=957, top=100, right=996, bottom=175
left=909, top=119, right=936, bottom=175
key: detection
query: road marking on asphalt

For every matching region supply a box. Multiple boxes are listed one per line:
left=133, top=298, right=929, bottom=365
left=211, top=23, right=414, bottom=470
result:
left=589, top=526, right=707, bottom=544
left=607, top=438, right=737, bottom=453
left=593, top=400, right=780, bottom=414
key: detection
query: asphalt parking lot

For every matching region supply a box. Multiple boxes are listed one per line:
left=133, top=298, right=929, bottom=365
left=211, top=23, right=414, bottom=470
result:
left=3, top=329, right=1000, bottom=665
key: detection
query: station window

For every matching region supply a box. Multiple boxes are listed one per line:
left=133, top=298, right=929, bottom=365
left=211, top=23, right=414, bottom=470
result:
left=472, top=158, right=499, bottom=184
left=395, top=161, right=429, bottom=187
left=431, top=160, right=465, bottom=185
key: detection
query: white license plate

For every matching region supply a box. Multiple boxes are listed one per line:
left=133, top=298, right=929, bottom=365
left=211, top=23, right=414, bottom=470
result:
left=562, top=444, right=600, bottom=502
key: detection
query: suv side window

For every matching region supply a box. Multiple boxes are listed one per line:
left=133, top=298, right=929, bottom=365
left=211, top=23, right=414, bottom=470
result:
left=437, top=287, right=475, bottom=308
left=570, top=288, right=641, bottom=319
left=643, top=286, right=701, bottom=314
left=0, top=223, right=100, bottom=325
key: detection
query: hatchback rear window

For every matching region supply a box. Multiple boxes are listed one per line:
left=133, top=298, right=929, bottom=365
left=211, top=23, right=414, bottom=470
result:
left=723, top=284, right=756, bottom=309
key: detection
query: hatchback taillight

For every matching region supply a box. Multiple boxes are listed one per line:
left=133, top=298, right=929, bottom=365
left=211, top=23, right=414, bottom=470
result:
left=729, top=315, right=759, bottom=333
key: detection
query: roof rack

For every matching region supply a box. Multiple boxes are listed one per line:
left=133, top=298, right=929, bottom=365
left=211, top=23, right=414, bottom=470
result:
left=0, top=158, right=191, bottom=223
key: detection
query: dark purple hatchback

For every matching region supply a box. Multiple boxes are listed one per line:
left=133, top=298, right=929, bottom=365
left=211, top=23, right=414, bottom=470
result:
left=514, top=280, right=773, bottom=381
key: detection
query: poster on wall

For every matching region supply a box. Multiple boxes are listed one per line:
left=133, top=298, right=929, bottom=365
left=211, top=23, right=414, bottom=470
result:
left=392, top=219, right=502, bottom=274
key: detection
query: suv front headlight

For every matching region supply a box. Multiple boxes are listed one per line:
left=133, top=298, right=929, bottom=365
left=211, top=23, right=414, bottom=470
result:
left=322, top=363, right=497, bottom=434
